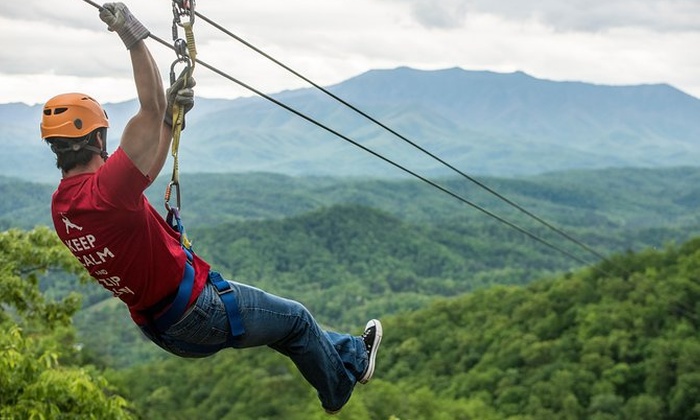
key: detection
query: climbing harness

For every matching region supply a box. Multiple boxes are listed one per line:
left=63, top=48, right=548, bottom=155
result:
left=140, top=248, right=245, bottom=355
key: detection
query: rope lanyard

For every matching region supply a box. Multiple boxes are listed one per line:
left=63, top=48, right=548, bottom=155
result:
left=165, top=0, right=197, bottom=249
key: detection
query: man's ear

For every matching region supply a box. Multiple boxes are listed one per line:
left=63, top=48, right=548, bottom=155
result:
left=95, top=130, right=104, bottom=148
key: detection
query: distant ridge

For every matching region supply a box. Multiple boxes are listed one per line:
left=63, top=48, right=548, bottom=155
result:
left=3, top=67, right=699, bottom=183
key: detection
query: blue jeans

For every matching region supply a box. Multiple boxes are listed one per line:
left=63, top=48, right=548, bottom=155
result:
left=140, top=277, right=368, bottom=412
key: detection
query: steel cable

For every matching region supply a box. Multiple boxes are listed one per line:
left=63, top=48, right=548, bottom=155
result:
left=192, top=9, right=611, bottom=265
left=80, top=0, right=616, bottom=275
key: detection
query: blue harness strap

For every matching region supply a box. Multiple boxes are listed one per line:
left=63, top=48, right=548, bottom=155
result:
left=151, top=264, right=246, bottom=341
left=209, top=271, right=246, bottom=337
left=152, top=248, right=196, bottom=332
left=147, top=208, right=245, bottom=347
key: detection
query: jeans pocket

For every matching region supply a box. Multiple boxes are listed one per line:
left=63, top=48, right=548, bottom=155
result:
left=165, top=284, right=230, bottom=347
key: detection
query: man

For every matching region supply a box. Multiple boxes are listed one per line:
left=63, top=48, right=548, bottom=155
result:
left=41, top=3, right=382, bottom=414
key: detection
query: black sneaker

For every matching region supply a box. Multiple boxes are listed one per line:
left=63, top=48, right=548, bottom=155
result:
left=358, top=319, right=383, bottom=384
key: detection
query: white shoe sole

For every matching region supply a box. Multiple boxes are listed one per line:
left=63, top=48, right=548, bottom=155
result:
left=359, top=319, right=383, bottom=384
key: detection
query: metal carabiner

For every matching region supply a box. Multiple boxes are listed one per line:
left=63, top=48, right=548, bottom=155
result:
left=170, top=55, right=192, bottom=85
left=172, top=0, right=195, bottom=27
left=164, top=180, right=182, bottom=213
left=173, top=38, right=188, bottom=60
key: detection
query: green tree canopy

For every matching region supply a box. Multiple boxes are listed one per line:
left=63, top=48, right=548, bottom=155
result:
left=0, top=228, right=133, bottom=419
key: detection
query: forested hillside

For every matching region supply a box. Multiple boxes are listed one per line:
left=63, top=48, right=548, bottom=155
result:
left=7, top=167, right=700, bottom=369
left=4, top=165, right=700, bottom=230
left=4, top=164, right=700, bottom=418
left=104, top=236, right=700, bottom=419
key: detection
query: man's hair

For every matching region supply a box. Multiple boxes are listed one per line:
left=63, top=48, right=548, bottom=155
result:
left=46, top=127, right=107, bottom=172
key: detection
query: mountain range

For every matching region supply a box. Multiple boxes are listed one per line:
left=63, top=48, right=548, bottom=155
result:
left=2, top=66, right=699, bottom=184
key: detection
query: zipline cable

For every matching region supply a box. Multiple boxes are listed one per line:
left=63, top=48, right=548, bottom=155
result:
left=192, top=9, right=611, bottom=265
left=80, top=0, right=609, bottom=275
left=147, top=35, right=604, bottom=273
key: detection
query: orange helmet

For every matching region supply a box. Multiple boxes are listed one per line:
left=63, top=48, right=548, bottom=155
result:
left=41, top=93, right=109, bottom=139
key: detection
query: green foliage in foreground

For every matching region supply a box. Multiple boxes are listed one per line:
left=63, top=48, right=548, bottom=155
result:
left=108, top=237, right=700, bottom=419
left=0, top=228, right=134, bottom=419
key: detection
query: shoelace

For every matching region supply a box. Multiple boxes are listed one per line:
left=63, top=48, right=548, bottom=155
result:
left=361, top=327, right=375, bottom=351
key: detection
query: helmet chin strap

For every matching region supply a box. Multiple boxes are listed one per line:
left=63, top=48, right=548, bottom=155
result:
left=83, top=144, right=109, bottom=161
left=50, top=132, right=109, bottom=161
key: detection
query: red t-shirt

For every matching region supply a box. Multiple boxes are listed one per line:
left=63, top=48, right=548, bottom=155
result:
left=51, top=147, right=209, bottom=325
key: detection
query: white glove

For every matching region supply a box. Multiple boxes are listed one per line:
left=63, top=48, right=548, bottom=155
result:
left=99, top=3, right=149, bottom=50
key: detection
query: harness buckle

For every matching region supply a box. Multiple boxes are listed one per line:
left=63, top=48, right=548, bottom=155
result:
left=215, top=282, right=234, bottom=296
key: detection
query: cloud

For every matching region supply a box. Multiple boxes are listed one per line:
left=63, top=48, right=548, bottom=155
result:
left=1, top=2, right=167, bottom=77
left=4, top=2, right=98, bottom=30
left=0, top=0, right=699, bottom=105
left=386, top=0, right=700, bottom=32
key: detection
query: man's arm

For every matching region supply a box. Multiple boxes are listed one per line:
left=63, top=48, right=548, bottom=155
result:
left=99, top=3, right=166, bottom=178
left=120, top=41, right=167, bottom=177
left=148, top=124, right=173, bottom=181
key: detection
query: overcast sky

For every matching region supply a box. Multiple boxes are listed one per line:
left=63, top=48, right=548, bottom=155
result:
left=1, top=0, right=698, bottom=105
